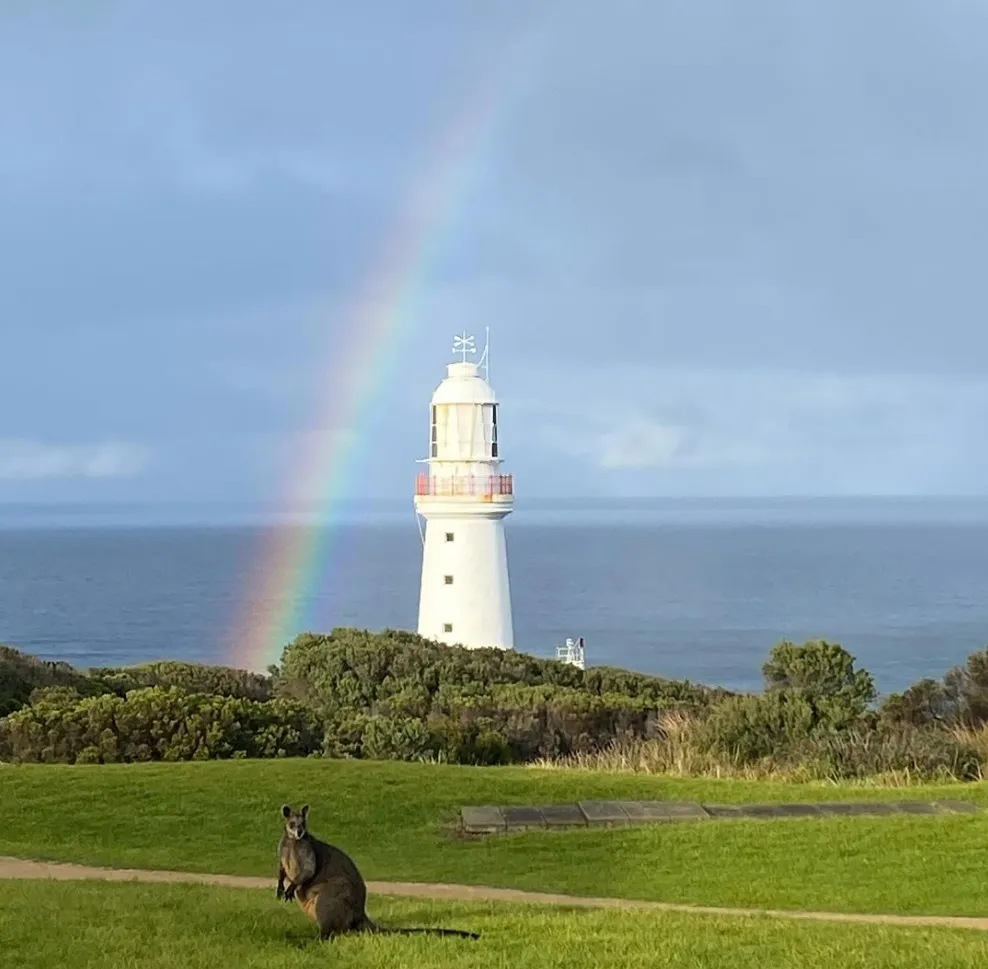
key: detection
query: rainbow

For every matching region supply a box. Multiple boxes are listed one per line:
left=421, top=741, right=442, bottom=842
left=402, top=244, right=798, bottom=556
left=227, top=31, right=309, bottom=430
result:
left=227, top=29, right=543, bottom=672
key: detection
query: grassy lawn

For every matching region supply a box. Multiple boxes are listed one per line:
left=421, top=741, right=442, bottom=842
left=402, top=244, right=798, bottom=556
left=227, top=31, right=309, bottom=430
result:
left=2, top=759, right=988, bottom=916
left=2, top=880, right=987, bottom=969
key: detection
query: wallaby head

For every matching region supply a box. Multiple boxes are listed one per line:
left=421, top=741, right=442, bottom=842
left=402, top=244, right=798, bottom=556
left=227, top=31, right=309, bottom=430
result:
left=281, top=803, right=309, bottom=840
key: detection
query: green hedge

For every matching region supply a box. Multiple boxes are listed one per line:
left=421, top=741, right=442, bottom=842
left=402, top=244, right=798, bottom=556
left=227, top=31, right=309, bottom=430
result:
left=273, top=628, right=725, bottom=762
left=0, top=646, right=104, bottom=717
left=2, top=631, right=988, bottom=779
left=90, top=661, right=273, bottom=701
left=0, top=686, right=319, bottom=764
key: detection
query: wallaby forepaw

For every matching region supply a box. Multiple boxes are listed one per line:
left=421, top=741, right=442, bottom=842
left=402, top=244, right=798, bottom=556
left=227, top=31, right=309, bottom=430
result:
left=284, top=885, right=296, bottom=902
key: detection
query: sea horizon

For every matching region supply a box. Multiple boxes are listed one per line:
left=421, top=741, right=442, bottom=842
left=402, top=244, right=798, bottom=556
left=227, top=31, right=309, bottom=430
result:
left=3, top=494, right=988, bottom=530
left=1, top=495, right=987, bottom=695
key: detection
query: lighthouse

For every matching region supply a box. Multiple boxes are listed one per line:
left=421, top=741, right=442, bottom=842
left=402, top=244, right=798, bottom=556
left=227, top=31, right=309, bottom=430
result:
left=414, top=331, right=515, bottom=651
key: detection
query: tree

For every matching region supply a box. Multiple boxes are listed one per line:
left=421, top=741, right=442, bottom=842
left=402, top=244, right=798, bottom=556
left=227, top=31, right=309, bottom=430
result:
left=762, top=640, right=876, bottom=731
left=0, top=646, right=100, bottom=717
left=879, top=678, right=958, bottom=728
left=943, top=647, right=988, bottom=727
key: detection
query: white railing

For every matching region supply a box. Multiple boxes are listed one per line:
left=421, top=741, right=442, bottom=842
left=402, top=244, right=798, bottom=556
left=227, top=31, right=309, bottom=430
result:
left=556, top=637, right=586, bottom=670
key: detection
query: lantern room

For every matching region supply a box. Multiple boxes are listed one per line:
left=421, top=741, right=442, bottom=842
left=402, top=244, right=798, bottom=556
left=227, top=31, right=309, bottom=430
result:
left=427, top=361, right=501, bottom=464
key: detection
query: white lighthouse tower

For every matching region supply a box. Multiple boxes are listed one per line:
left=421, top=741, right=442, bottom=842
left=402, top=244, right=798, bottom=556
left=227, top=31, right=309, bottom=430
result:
left=414, top=331, right=515, bottom=650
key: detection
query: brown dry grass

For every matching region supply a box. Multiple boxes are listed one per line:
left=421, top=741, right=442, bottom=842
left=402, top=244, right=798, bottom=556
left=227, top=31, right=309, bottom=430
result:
left=953, top=725, right=988, bottom=760
left=528, top=712, right=988, bottom=788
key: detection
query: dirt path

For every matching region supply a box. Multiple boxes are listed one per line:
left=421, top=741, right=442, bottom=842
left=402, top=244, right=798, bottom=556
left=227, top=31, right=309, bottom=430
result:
left=1, top=855, right=986, bottom=933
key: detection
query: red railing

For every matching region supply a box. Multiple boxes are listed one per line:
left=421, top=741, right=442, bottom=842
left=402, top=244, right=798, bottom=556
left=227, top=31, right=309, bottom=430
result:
left=415, top=473, right=514, bottom=497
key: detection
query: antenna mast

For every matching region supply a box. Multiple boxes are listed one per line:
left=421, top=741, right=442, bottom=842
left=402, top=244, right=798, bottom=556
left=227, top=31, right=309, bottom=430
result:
left=478, top=326, right=491, bottom=381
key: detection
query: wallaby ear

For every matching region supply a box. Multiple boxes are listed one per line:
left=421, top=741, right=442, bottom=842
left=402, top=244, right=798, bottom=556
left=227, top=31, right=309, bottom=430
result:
left=281, top=804, right=291, bottom=818
left=301, top=804, right=309, bottom=819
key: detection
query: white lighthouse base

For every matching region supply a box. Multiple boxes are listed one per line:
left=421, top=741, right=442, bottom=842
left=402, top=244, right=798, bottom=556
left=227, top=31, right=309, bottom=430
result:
left=415, top=507, right=514, bottom=650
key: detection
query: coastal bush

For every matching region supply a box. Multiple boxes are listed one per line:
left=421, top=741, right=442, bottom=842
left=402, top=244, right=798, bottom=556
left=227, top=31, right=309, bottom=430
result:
left=947, top=646, right=988, bottom=726
left=791, top=722, right=982, bottom=782
left=693, top=641, right=877, bottom=766
left=0, top=685, right=319, bottom=764
left=696, top=691, right=816, bottom=763
left=359, top=714, right=436, bottom=761
left=878, top=678, right=957, bottom=728
left=762, top=639, right=876, bottom=730
left=545, top=715, right=982, bottom=783
left=879, top=647, right=988, bottom=730
left=428, top=713, right=515, bottom=765
left=275, top=628, right=723, bottom=711
left=272, top=629, right=726, bottom=764
left=89, top=661, right=273, bottom=702
left=4, top=634, right=721, bottom=766
left=0, top=645, right=103, bottom=717
left=6, top=632, right=988, bottom=782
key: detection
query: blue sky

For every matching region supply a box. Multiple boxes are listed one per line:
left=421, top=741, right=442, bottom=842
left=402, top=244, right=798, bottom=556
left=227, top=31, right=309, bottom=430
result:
left=3, top=0, right=988, bottom=506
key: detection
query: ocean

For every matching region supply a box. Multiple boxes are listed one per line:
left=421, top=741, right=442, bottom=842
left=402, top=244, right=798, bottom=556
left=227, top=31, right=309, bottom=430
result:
left=2, top=497, right=988, bottom=696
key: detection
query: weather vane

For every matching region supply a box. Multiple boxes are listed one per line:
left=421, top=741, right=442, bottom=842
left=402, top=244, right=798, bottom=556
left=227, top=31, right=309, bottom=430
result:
left=452, top=331, right=476, bottom=363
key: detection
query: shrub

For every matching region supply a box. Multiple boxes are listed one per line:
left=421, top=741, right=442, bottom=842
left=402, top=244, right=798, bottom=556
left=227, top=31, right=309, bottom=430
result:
left=28, top=685, right=85, bottom=707
left=695, top=692, right=816, bottom=763
left=360, top=715, right=436, bottom=761
left=321, top=713, right=373, bottom=760
left=791, top=722, right=982, bottom=782
left=0, top=686, right=319, bottom=764
left=880, top=647, right=988, bottom=731
left=262, top=624, right=730, bottom=766
left=763, top=639, right=876, bottom=730
left=0, top=646, right=103, bottom=717
left=12, top=629, right=988, bottom=781
left=942, top=648, right=988, bottom=727
left=275, top=628, right=721, bottom=713
left=90, top=661, right=273, bottom=701
left=879, top=678, right=957, bottom=729
left=427, top=714, right=514, bottom=765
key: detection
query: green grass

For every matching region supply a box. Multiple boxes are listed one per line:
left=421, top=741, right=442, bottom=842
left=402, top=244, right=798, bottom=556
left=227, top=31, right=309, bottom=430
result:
left=3, top=759, right=988, bottom=916
left=2, top=880, right=987, bottom=969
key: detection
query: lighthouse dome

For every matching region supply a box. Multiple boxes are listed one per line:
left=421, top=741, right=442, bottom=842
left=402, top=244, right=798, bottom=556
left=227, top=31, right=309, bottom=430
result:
left=430, top=362, right=497, bottom=405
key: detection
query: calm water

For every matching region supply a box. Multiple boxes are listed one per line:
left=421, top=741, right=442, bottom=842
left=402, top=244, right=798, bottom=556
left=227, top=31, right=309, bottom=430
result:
left=2, top=498, right=988, bottom=695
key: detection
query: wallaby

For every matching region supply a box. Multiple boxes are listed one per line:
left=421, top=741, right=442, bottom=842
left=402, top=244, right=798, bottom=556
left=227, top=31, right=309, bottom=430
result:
left=277, top=804, right=479, bottom=941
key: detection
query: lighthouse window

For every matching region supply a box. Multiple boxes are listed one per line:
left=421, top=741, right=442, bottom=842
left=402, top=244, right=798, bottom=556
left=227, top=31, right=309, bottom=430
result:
left=490, top=404, right=499, bottom=458
left=443, top=623, right=453, bottom=633
left=445, top=531, right=454, bottom=542
left=444, top=575, right=454, bottom=585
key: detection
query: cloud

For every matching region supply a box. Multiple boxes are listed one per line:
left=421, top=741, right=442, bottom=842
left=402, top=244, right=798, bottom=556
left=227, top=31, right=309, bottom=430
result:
left=519, top=366, right=988, bottom=495
left=4, top=1, right=988, bottom=504
left=0, top=440, right=150, bottom=480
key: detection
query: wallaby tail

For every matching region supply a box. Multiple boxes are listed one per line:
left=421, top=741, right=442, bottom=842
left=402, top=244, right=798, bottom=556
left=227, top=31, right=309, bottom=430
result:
left=361, top=918, right=478, bottom=940
left=378, top=927, right=480, bottom=939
